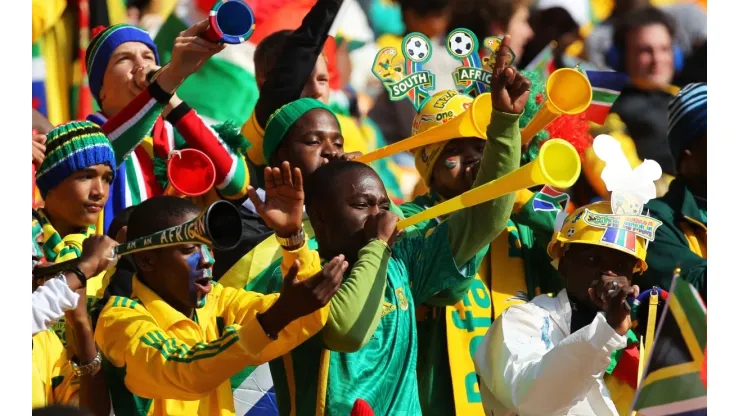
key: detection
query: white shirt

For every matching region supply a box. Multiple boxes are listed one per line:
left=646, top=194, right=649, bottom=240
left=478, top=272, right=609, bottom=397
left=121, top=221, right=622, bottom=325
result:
left=474, top=290, right=627, bottom=416
left=32, top=276, right=79, bottom=336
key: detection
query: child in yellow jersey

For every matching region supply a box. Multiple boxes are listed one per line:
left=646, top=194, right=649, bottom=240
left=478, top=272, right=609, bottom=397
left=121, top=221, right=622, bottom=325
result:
left=94, top=189, right=347, bottom=416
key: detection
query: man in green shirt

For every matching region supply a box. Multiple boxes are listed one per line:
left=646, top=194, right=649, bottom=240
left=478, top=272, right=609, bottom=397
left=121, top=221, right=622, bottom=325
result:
left=642, top=83, right=707, bottom=300
left=241, top=40, right=528, bottom=414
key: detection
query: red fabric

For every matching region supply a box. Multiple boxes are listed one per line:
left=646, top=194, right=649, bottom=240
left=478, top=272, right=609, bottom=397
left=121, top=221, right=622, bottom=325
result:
left=350, top=399, right=374, bottom=416
left=173, top=109, right=234, bottom=184
left=249, top=0, right=316, bottom=44
left=253, top=0, right=293, bottom=26
left=611, top=344, right=640, bottom=389
left=150, top=118, right=169, bottom=159
left=133, top=145, right=163, bottom=196
left=323, top=36, right=340, bottom=90
left=101, top=88, right=155, bottom=135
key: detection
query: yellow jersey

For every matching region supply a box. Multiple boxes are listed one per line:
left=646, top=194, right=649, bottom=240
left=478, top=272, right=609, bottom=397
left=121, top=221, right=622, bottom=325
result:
left=95, top=243, right=327, bottom=415
left=32, top=329, right=79, bottom=408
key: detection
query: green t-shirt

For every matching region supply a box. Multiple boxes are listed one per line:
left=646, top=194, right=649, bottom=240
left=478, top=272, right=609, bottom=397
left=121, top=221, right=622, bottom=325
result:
left=245, top=222, right=485, bottom=416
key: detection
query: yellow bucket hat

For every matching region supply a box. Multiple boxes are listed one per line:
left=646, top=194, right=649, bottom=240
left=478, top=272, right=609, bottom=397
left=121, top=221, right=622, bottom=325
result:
left=412, top=90, right=479, bottom=186
left=547, top=200, right=663, bottom=274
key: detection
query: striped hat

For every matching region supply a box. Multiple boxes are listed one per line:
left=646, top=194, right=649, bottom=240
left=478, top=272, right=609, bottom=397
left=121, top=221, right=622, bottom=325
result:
left=263, top=98, right=339, bottom=164
left=667, top=83, right=707, bottom=163
left=85, top=24, right=160, bottom=105
left=35, top=121, right=116, bottom=198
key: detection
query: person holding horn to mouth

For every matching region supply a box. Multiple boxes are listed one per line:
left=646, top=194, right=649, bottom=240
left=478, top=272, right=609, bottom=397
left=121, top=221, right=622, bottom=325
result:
left=217, top=0, right=413, bottom=287
left=94, top=181, right=349, bottom=416
left=474, top=134, right=665, bottom=416
left=233, top=30, right=527, bottom=415
left=83, top=17, right=253, bottom=239
left=387, top=34, right=567, bottom=415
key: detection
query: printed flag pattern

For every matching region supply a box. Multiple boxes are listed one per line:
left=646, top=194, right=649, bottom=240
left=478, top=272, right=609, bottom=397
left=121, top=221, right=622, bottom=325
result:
left=601, top=227, right=637, bottom=253
left=532, top=186, right=570, bottom=212
left=584, top=71, right=629, bottom=125
left=231, top=362, right=278, bottom=415
left=32, top=43, right=48, bottom=117
left=631, top=277, right=707, bottom=416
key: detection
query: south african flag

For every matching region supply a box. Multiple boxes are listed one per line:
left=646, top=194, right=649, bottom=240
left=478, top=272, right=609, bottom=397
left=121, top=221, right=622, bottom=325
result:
left=631, top=277, right=707, bottom=415
left=532, top=186, right=569, bottom=212
left=583, top=71, right=629, bottom=125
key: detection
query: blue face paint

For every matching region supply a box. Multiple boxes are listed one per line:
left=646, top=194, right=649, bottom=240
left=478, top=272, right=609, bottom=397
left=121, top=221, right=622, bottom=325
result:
left=186, top=246, right=213, bottom=309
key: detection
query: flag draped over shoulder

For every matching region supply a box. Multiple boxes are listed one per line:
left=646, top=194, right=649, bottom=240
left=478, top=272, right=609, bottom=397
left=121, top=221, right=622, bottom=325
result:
left=631, top=276, right=707, bottom=416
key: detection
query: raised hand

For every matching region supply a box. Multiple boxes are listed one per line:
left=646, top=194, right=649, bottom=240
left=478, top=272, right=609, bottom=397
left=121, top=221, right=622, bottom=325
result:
left=280, top=256, right=347, bottom=317
left=156, top=20, right=226, bottom=93
left=489, top=35, right=532, bottom=114
left=78, top=235, right=120, bottom=280
left=248, top=162, right=305, bottom=238
left=589, top=272, right=639, bottom=336
left=363, top=211, right=402, bottom=248
left=258, top=256, right=348, bottom=335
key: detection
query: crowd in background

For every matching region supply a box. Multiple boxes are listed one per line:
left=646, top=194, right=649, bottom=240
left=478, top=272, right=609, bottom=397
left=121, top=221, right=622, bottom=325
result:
left=31, top=0, right=707, bottom=415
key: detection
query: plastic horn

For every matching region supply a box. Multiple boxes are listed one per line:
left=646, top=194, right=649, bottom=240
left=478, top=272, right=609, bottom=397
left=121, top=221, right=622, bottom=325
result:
left=163, top=149, right=217, bottom=197
left=32, top=201, right=243, bottom=280
left=520, top=68, right=593, bottom=146
left=396, top=139, right=581, bottom=230
left=203, top=0, right=256, bottom=45
left=116, top=200, right=242, bottom=255
left=356, top=93, right=493, bottom=163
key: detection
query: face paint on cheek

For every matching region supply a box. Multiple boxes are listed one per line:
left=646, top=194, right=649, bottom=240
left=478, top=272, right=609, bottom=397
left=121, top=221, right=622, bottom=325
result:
left=201, top=246, right=214, bottom=279
left=444, top=158, right=458, bottom=170
left=186, top=249, right=204, bottom=306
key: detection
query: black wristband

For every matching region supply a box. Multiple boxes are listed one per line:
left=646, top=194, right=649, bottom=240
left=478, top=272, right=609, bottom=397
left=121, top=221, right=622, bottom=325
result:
left=67, top=265, right=88, bottom=287
left=165, top=101, right=192, bottom=124
left=148, top=80, right=174, bottom=104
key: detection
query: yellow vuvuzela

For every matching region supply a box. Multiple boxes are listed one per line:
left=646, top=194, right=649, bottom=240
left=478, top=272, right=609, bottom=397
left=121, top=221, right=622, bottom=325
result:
left=396, top=138, right=581, bottom=229
left=521, top=68, right=593, bottom=145
left=356, top=93, right=493, bottom=163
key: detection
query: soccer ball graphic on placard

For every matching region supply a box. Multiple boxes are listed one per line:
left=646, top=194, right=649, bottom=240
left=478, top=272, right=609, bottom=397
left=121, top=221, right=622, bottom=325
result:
left=448, top=30, right=475, bottom=59
left=404, top=35, right=430, bottom=63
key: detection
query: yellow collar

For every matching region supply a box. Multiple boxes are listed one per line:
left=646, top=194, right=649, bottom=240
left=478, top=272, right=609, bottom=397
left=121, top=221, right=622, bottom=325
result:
left=132, top=276, right=194, bottom=330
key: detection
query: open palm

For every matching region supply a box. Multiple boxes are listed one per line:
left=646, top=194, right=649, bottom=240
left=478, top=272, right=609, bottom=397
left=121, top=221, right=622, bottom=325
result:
left=248, top=162, right=305, bottom=237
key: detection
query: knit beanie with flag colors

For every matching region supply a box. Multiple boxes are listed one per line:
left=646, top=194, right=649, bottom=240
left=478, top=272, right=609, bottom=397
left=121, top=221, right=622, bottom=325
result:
left=35, top=121, right=116, bottom=198
left=86, top=24, right=160, bottom=106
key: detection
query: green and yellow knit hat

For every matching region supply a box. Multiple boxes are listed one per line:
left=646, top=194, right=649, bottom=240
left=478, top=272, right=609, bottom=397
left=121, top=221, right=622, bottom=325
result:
left=36, top=121, right=116, bottom=198
left=263, top=98, right=340, bottom=164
